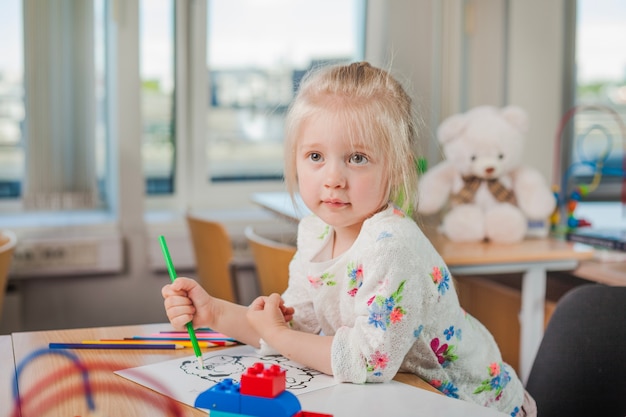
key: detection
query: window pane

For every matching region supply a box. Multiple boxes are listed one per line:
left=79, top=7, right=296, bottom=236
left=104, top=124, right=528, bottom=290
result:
left=0, top=1, right=108, bottom=207
left=95, top=0, right=108, bottom=205
left=206, top=0, right=364, bottom=181
left=570, top=1, right=626, bottom=200
left=140, top=0, right=175, bottom=194
left=0, top=0, right=24, bottom=199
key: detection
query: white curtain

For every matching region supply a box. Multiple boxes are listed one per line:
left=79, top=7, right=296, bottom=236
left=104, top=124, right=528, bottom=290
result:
left=22, top=0, right=99, bottom=210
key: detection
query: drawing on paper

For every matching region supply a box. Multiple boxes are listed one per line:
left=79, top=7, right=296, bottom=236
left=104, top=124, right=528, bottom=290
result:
left=179, top=352, right=322, bottom=390
left=115, top=344, right=337, bottom=408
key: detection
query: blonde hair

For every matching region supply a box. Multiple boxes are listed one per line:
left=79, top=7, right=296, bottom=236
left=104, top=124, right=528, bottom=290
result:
left=283, top=62, right=420, bottom=216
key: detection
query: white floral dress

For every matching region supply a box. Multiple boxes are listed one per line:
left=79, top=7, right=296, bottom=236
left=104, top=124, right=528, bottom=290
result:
left=281, top=204, right=526, bottom=415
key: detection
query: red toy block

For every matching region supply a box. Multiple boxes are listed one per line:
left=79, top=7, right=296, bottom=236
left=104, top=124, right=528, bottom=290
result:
left=240, top=362, right=286, bottom=398
left=293, top=411, right=334, bottom=417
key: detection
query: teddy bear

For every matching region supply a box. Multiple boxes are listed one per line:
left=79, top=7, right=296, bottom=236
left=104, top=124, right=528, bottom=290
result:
left=417, top=105, right=555, bottom=243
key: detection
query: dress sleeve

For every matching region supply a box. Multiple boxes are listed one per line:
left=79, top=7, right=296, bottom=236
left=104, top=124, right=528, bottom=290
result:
left=331, top=223, right=435, bottom=383
left=280, top=217, right=322, bottom=335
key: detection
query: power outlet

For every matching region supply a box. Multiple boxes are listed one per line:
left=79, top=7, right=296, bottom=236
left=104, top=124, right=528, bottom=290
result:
left=13, top=243, right=98, bottom=269
left=10, top=235, right=123, bottom=278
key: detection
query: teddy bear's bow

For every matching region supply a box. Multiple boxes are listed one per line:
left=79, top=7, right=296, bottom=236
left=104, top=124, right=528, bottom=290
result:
left=451, top=176, right=517, bottom=206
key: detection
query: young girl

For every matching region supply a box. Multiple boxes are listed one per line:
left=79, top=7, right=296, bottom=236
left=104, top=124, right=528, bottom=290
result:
left=162, top=62, right=536, bottom=416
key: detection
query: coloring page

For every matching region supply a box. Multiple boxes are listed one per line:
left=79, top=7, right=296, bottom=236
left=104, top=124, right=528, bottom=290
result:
left=114, top=344, right=337, bottom=408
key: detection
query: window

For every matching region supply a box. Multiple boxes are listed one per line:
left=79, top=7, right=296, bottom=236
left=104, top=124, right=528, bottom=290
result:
left=205, top=0, right=365, bottom=181
left=0, top=0, right=108, bottom=210
left=0, top=0, right=24, bottom=200
left=563, top=1, right=626, bottom=202
left=0, top=0, right=366, bottom=213
left=95, top=0, right=108, bottom=205
left=140, top=0, right=176, bottom=195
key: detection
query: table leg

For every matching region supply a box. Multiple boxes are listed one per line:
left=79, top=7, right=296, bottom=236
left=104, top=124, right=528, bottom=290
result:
left=518, top=265, right=546, bottom=384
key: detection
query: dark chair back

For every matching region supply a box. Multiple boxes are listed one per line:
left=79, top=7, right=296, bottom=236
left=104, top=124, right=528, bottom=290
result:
left=525, top=284, right=626, bottom=417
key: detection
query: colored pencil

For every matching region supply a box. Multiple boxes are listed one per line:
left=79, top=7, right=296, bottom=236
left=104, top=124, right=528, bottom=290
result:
left=159, top=329, right=214, bottom=333
left=129, top=336, right=236, bottom=343
left=49, top=343, right=184, bottom=350
left=84, top=339, right=235, bottom=348
left=159, top=235, right=205, bottom=369
left=153, top=332, right=231, bottom=338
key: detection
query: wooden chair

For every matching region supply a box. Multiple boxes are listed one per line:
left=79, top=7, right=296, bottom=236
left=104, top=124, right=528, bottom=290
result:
left=244, top=226, right=296, bottom=296
left=0, top=230, right=17, bottom=321
left=185, top=214, right=255, bottom=303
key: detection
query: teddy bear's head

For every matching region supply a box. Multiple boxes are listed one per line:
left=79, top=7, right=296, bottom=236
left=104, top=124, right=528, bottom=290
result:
left=437, top=105, right=528, bottom=180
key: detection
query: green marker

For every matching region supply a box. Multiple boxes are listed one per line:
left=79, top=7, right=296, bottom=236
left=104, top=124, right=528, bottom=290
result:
left=159, top=235, right=205, bottom=369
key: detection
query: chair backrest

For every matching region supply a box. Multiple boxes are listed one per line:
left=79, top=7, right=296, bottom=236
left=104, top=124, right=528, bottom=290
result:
left=244, top=226, right=296, bottom=296
left=525, top=284, right=626, bottom=417
left=0, top=230, right=17, bottom=321
left=185, top=215, right=238, bottom=302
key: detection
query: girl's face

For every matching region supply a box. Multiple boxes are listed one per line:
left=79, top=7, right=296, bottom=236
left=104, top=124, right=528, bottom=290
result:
left=295, top=113, right=389, bottom=235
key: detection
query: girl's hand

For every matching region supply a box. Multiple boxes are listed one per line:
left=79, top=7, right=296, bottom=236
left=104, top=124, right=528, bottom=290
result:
left=279, top=299, right=295, bottom=322
left=246, top=293, right=333, bottom=375
left=246, top=293, right=293, bottom=342
left=162, top=277, right=213, bottom=330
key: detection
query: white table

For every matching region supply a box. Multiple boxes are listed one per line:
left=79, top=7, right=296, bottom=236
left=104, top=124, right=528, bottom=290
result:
left=1, top=335, right=16, bottom=417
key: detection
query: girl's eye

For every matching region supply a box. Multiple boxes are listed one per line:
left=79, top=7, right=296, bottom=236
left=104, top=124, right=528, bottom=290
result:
left=470, top=155, right=476, bottom=161
left=349, top=153, right=369, bottom=165
left=498, top=153, right=504, bottom=159
left=309, top=152, right=322, bottom=162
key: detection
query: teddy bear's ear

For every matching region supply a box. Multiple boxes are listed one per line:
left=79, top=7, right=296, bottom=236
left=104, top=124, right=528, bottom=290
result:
left=501, top=106, right=529, bottom=133
left=437, top=113, right=469, bottom=144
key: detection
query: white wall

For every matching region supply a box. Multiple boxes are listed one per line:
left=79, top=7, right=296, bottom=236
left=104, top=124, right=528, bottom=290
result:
left=377, top=0, right=567, bottom=183
left=507, top=0, right=566, bottom=183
